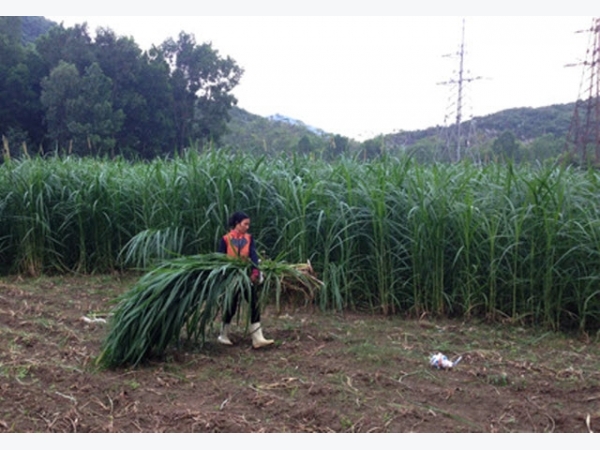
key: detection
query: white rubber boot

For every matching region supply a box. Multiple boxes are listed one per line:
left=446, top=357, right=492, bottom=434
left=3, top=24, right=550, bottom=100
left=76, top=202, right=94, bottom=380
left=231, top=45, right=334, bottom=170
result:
left=217, top=323, right=233, bottom=345
left=249, top=322, right=274, bottom=348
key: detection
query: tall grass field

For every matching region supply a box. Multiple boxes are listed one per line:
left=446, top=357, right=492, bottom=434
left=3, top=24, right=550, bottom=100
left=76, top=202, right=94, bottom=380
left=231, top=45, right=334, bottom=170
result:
left=1, top=149, right=600, bottom=332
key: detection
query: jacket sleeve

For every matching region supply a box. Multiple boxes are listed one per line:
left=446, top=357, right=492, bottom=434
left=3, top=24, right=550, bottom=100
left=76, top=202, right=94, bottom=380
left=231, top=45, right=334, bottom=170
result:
left=249, top=236, right=260, bottom=267
left=217, top=236, right=227, bottom=254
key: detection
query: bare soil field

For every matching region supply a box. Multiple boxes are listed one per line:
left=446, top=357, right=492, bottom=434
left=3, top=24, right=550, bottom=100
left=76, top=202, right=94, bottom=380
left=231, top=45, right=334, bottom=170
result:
left=1, top=274, right=599, bottom=433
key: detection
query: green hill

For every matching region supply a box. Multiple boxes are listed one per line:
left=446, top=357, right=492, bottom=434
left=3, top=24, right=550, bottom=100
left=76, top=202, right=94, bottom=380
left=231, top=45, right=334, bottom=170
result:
left=370, top=102, right=579, bottom=163
left=222, top=107, right=360, bottom=159
left=386, top=103, right=574, bottom=147
left=21, top=16, right=56, bottom=45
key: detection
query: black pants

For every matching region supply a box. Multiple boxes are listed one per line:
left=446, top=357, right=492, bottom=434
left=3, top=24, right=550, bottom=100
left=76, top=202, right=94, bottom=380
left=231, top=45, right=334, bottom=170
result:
left=223, top=287, right=260, bottom=324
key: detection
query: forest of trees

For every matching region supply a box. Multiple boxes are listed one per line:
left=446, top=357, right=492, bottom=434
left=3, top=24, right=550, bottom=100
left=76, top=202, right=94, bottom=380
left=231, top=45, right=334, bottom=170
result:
left=0, top=16, right=243, bottom=159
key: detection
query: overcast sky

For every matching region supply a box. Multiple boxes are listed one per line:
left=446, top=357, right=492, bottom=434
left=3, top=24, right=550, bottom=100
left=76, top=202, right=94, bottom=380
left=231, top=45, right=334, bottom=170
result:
left=40, top=13, right=598, bottom=141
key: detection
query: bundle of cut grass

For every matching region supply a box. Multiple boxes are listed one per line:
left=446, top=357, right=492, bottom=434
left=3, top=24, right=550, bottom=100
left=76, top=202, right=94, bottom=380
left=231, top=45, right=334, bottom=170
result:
left=97, top=253, right=323, bottom=368
left=260, top=259, right=323, bottom=311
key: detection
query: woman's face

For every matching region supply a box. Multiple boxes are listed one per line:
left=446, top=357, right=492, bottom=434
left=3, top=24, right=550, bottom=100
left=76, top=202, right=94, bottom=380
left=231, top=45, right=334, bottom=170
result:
left=235, top=218, right=250, bottom=234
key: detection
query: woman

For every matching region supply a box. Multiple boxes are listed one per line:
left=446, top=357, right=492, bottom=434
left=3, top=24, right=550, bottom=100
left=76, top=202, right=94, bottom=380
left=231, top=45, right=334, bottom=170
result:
left=217, top=211, right=274, bottom=348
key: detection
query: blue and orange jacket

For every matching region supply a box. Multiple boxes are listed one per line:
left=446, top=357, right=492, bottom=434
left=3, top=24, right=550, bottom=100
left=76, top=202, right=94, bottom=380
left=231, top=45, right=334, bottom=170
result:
left=218, top=230, right=260, bottom=267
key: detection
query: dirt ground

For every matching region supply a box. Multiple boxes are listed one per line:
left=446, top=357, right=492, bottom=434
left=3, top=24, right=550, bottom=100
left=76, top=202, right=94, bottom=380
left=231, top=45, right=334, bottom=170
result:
left=1, top=274, right=600, bottom=433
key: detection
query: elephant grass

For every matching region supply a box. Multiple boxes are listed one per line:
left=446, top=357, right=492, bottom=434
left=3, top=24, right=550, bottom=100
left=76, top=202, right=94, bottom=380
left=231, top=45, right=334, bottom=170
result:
left=97, top=253, right=322, bottom=368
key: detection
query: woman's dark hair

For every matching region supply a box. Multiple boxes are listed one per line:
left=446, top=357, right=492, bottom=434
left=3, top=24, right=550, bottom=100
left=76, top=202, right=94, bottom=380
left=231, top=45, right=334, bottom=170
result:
left=228, top=211, right=249, bottom=229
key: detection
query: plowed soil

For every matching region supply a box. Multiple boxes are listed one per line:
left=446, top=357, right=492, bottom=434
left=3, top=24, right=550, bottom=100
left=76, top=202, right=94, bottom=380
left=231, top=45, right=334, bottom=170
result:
left=1, top=274, right=599, bottom=433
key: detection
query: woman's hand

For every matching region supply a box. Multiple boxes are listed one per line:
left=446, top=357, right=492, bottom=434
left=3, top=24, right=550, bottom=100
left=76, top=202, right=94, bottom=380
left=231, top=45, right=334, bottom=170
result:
left=251, top=268, right=261, bottom=284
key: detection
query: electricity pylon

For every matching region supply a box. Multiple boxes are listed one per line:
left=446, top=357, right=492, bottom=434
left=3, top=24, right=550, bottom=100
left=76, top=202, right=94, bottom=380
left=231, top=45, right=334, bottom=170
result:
left=438, top=18, right=482, bottom=163
left=565, top=17, right=600, bottom=167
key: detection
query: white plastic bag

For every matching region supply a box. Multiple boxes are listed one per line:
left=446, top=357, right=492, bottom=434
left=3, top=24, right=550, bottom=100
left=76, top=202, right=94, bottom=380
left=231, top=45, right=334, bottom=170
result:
left=430, top=352, right=462, bottom=369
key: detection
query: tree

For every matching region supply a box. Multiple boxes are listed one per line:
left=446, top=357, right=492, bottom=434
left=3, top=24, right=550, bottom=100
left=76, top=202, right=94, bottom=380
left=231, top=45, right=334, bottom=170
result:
left=326, top=134, right=349, bottom=159
left=524, top=134, right=564, bottom=163
left=361, top=136, right=386, bottom=160
left=41, top=61, right=124, bottom=155
left=133, top=49, right=177, bottom=158
left=0, top=17, right=22, bottom=49
left=35, top=23, right=95, bottom=75
left=94, top=28, right=154, bottom=155
left=67, top=63, right=124, bottom=156
left=405, top=137, right=441, bottom=164
left=0, top=17, right=46, bottom=153
left=160, top=32, right=243, bottom=150
left=492, top=130, right=521, bottom=162
left=297, top=135, right=313, bottom=155
left=40, top=61, right=81, bottom=151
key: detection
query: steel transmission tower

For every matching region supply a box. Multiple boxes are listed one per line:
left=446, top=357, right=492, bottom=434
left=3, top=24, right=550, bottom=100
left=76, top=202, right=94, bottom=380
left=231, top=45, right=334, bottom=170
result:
left=565, top=17, right=600, bottom=166
left=438, top=18, right=482, bottom=163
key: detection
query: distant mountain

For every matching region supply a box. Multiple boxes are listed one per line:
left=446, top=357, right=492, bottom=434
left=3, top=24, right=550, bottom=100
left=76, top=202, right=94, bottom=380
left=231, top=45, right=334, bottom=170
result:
left=266, top=114, right=326, bottom=136
left=222, top=107, right=354, bottom=156
left=21, top=16, right=56, bottom=44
